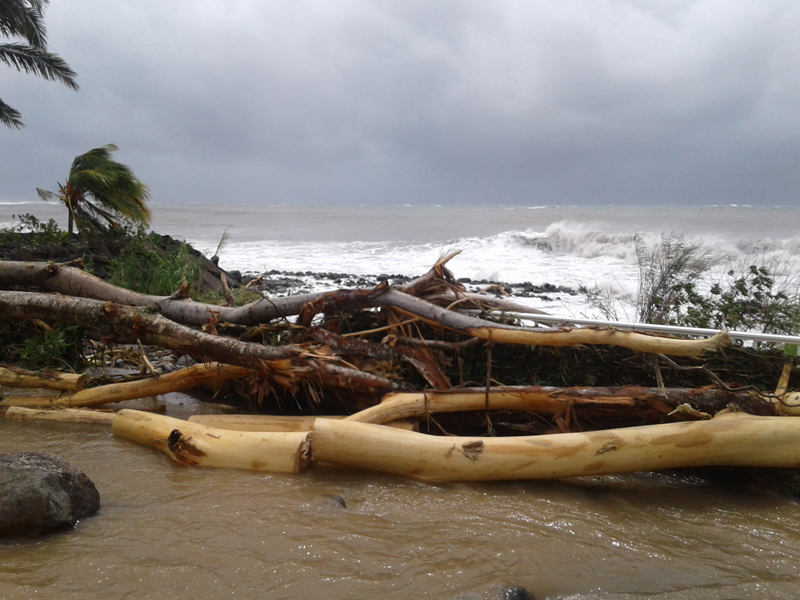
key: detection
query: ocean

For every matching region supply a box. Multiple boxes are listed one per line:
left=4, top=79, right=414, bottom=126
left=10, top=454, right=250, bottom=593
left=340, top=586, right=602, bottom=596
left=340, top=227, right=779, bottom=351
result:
left=2, top=201, right=799, bottom=319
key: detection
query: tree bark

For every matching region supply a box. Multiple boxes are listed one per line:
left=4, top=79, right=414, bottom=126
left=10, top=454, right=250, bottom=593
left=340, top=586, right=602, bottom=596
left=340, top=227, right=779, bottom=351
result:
left=0, top=291, right=400, bottom=397
left=0, top=262, right=729, bottom=356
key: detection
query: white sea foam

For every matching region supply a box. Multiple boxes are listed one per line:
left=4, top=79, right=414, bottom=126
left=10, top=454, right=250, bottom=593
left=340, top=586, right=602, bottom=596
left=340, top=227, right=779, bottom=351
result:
left=3, top=201, right=799, bottom=319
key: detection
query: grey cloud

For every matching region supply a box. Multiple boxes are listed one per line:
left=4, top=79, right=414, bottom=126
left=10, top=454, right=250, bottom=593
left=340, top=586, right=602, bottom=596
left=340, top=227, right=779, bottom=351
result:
left=1, top=0, right=798, bottom=206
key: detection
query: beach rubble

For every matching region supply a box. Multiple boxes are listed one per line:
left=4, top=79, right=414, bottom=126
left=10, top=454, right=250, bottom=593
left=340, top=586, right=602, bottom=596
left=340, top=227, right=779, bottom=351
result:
left=1, top=253, right=798, bottom=482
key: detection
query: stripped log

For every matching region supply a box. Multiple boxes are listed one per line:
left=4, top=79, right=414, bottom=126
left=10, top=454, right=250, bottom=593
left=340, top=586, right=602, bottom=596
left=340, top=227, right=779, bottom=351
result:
left=112, top=409, right=311, bottom=473
left=0, top=366, right=85, bottom=392
left=347, top=386, right=775, bottom=425
left=311, top=411, right=800, bottom=483
left=4, top=406, right=115, bottom=424
left=0, top=362, right=252, bottom=408
left=189, top=414, right=417, bottom=432
left=376, top=289, right=729, bottom=357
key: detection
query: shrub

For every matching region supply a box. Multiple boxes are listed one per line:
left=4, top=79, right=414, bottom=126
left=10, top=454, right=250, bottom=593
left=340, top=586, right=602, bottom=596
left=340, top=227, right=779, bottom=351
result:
left=586, top=234, right=800, bottom=339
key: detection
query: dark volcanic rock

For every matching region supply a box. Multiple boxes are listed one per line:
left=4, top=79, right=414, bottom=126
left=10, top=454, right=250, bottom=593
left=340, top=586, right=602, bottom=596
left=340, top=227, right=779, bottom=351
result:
left=0, top=452, right=100, bottom=537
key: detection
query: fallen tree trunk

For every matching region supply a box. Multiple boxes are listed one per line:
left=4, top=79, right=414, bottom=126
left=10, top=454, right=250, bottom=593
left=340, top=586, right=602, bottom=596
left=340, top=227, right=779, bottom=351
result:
left=188, top=414, right=418, bottom=432
left=112, top=409, right=311, bottom=473
left=311, top=411, right=800, bottom=482
left=4, top=406, right=115, bottom=424
left=0, top=362, right=252, bottom=408
left=0, top=262, right=729, bottom=357
left=375, top=289, right=730, bottom=357
left=0, top=365, right=85, bottom=391
left=346, top=386, right=774, bottom=425
left=0, top=291, right=400, bottom=396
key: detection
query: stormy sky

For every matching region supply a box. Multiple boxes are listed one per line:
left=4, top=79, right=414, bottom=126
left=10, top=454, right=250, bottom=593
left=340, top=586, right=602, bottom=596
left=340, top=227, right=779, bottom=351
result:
left=2, top=0, right=798, bottom=206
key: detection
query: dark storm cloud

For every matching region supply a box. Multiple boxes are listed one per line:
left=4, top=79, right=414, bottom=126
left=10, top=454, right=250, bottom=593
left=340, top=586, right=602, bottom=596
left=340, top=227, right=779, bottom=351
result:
left=1, top=0, right=798, bottom=206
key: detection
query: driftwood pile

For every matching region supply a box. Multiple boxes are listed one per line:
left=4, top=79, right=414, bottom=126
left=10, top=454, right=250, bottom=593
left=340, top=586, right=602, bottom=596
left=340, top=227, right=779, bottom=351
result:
left=2, top=255, right=799, bottom=482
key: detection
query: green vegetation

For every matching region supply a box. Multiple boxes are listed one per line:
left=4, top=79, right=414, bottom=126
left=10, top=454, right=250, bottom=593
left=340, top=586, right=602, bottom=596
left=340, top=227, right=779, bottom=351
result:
left=37, top=144, right=151, bottom=237
left=106, top=229, right=203, bottom=296
left=586, top=234, right=800, bottom=342
left=0, top=0, right=78, bottom=128
left=0, top=321, right=86, bottom=370
left=2, top=212, right=67, bottom=244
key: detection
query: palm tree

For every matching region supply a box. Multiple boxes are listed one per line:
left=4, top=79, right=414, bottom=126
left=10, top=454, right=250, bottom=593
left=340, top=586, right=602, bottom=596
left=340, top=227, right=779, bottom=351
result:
left=37, top=144, right=151, bottom=237
left=1, top=0, right=78, bottom=128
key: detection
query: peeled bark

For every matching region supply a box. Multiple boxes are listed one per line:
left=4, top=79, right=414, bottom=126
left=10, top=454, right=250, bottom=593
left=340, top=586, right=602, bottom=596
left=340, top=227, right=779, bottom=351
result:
left=311, top=412, right=800, bottom=482
left=112, top=409, right=311, bottom=473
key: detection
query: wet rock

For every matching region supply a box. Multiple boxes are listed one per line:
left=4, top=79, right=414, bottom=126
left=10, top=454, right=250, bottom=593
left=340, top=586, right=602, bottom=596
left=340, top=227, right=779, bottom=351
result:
left=175, top=355, right=197, bottom=369
left=499, top=586, right=535, bottom=600
left=328, top=495, right=347, bottom=509
left=0, top=452, right=100, bottom=537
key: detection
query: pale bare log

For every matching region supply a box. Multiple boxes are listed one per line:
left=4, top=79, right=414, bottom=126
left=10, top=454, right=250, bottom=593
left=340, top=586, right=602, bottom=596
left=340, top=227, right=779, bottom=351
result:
left=311, top=412, right=800, bottom=483
left=347, top=386, right=772, bottom=425
left=0, top=365, right=85, bottom=391
left=0, top=362, right=252, bottom=408
left=188, top=414, right=417, bottom=432
left=4, top=406, right=115, bottom=424
left=775, top=392, right=800, bottom=416
left=112, top=409, right=311, bottom=473
left=376, top=289, right=729, bottom=357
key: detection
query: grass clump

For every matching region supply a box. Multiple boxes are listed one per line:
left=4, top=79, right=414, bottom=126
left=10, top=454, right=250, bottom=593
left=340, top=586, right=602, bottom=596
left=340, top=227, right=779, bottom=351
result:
left=107, top=230, right=203, bottom=296
left=0, top=322, right=86, bottom=371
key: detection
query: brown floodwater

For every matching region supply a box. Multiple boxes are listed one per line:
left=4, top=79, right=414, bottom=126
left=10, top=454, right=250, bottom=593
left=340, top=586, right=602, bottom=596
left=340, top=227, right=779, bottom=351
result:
left=2, top=397, right=800, bottom=600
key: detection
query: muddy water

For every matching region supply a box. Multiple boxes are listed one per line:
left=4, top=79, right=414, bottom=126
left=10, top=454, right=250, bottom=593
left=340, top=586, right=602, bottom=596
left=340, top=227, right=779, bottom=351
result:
left=2, top=407, right=800, bottom=600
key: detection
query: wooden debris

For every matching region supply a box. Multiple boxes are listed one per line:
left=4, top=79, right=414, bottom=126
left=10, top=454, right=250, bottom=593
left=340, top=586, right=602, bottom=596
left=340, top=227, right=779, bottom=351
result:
left=0, top=366, right=85, bottom=392
left=112, top=409, right=311, bottom=473
left=311, top=412, right=800, bottom=482
left=0, top=362, right=252, bottom=408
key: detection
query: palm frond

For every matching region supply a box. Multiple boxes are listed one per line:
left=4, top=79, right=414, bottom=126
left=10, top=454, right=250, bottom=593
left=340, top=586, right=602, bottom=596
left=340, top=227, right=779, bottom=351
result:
left=36, top=187, right=59, bottom=202
left=0, top=42, right=77, bottom=88
left=0, top=96, right=23, bottom=128
left=213, top=227, right=231, bottom=258
left=0, top=0, right=49, bottom=48
left=43, top=144, right=151, bottom=236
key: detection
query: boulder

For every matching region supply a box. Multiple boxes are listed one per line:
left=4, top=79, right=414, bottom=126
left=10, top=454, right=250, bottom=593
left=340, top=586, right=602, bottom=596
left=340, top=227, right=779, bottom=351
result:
left=0, top=452, right=100, bottom=537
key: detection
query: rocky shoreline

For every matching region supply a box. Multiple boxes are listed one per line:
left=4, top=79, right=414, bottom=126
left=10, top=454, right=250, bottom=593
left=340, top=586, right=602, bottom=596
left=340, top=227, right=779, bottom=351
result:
left=0, top=230, right=579, bottom=306
left=244, top=268, right=578, bottom=304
